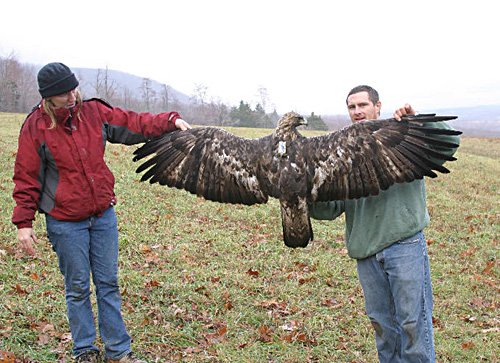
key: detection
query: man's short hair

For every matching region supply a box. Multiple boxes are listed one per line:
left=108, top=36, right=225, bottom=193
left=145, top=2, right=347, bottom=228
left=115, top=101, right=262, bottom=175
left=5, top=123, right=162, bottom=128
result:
left=346, top=85, right=379, bottom=105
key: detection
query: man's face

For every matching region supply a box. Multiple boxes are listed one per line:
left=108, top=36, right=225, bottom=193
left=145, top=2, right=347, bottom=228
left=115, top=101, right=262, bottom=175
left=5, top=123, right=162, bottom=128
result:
left=346, top=91, right=381, bottom=123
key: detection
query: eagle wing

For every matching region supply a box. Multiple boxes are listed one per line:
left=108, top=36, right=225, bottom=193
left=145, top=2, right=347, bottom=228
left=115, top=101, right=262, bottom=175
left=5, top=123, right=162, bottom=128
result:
left=303, top=114, right=461, bottom=202
left=133, top=127, right=275, bottom=205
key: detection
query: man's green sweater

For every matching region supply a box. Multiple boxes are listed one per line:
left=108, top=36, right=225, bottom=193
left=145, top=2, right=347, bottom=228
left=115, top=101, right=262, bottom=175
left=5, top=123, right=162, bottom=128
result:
left=310, top=121, right=460, bottom=260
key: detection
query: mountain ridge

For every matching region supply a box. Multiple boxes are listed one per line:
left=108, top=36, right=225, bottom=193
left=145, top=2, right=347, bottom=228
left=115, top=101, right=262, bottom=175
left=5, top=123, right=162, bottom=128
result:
left=73, top=67, right=191, bottom=104
left=73, top=67, right=499, bottom=137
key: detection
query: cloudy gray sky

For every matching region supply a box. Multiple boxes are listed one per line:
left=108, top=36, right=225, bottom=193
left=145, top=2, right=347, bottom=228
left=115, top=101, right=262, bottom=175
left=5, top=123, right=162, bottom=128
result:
left=1, top=0, right=498, bottom=115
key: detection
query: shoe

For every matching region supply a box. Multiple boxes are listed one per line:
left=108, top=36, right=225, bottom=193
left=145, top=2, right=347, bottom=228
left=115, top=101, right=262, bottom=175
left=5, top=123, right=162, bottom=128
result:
left=107, top=352, right=146, bottom=363
left=75, top=350, right=100, bottom=363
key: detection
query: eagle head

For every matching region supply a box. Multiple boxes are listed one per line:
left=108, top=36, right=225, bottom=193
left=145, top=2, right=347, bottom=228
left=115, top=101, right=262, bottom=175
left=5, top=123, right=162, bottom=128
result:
left=277, top=112, right=308, bottom=132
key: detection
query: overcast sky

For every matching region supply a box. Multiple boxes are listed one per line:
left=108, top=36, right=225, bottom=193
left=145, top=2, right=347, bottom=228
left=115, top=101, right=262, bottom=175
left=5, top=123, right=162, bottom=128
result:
left=1, top=0, right=498, bottom=115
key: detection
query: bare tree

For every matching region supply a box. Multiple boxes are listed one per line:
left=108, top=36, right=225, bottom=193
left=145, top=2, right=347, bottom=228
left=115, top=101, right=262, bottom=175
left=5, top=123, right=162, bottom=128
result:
left=192, top=83, right=208, bottom=106
left=101, top=66, right=116, bottom=102
left=140, top=78, right=156, bottom=112
left=189, top=83, right=210, bottom=122
left=120, top=86, right=133, bottom=109
left=0, top=53, right=38, bottom=113
left=0, top=54, right=20, bottom=112
left=257, top=86, right=270, bottom=113
left=91, top=66, right=117, bottom=102
left=160, top=84, right=170, bottom=111
left=16, top=63, right=38, bottom=111
left=209, top=98, right=229, bottom=126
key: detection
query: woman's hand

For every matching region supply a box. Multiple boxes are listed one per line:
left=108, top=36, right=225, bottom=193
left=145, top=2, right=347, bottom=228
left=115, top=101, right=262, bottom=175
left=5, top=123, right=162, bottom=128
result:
left=18, top=227, right=38, bottom=256
left=175, top=118, right=192, bottom=131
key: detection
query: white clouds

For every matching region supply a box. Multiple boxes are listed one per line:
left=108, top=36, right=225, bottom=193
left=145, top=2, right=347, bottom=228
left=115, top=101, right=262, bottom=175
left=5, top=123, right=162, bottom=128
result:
left=1, top=0, right=499, bottom=115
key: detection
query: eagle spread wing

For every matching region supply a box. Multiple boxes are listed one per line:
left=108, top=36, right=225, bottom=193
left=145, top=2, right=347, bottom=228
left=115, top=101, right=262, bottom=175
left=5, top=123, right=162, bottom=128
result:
left=303, top=114, right=461, bottom=202
left=133, top=127, right=278, bottom=204
left=133, top=112, right=461, bottom=248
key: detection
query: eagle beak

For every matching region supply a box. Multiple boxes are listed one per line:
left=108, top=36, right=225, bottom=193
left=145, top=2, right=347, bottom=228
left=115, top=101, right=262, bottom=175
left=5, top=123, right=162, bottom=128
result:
left=301, top=117, right=308, bottom=126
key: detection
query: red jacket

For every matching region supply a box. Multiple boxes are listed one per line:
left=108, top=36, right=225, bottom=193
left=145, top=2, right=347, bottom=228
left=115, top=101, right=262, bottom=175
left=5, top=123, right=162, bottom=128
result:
left=12, top=98, right=180, bottom=228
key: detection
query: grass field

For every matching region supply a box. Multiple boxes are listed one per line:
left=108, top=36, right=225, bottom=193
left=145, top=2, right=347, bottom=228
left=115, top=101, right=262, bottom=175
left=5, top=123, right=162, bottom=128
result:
left=0, top=112, right=498, bottom=362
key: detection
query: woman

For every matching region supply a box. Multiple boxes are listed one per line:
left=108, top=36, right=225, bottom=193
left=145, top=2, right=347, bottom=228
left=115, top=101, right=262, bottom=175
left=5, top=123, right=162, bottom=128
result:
left=12, top=62, right=191, bottom=363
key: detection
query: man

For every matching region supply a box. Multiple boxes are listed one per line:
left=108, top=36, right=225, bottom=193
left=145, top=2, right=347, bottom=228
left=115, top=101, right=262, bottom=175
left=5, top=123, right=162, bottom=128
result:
left=310, top=85, right=460, bottom=362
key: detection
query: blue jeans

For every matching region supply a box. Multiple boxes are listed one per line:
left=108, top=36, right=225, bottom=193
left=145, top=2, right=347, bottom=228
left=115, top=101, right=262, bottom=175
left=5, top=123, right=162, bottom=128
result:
left=46, top=207, right=131, bottom=359
left=356, top=231, right=435, bottom=363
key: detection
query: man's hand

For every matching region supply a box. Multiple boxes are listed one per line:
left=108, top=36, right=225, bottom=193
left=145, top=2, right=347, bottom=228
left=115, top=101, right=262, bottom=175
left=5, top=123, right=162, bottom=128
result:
left=175, top=118, right=192, bottom=131
left=18, top=227, right=38, bottom=256
left=393, top=103, right=416, bottom=121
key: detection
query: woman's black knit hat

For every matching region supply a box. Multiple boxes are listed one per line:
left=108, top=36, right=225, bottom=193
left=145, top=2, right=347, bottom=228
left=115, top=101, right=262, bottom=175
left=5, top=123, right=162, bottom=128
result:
left=37, top=62, right=79, bottom=98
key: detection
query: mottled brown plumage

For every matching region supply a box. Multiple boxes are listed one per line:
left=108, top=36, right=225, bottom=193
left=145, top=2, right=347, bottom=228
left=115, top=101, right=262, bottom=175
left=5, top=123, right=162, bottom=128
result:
left=133, top=112, right=461, bottom=248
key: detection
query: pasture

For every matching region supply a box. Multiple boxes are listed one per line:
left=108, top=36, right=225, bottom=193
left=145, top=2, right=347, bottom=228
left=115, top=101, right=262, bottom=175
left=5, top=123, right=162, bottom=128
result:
left=0, top=113, right=498, bottom=362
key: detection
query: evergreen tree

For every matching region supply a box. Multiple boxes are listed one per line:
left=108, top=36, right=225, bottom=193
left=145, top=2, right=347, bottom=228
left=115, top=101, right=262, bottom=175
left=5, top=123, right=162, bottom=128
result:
left=306, top=112, right=329, bottom=131
left=229, top=101, right=257, bottom=127
left=254, top=103, right=274, bottom=128
left=268, top=109, right=280, bottom=127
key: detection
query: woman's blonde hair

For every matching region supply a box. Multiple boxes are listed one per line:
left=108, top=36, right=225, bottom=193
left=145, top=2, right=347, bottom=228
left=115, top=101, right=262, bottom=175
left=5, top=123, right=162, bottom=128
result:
left=42, top=89, right=82, bottom=129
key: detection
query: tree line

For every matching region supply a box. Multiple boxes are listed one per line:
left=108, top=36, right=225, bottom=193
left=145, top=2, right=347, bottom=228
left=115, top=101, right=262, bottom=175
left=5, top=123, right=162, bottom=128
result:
left=0, top=54, right=329, bottom=130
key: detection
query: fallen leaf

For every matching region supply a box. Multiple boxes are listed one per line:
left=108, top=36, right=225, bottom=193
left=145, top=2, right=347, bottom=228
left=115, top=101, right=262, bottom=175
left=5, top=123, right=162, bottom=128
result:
left=298, top=276, right=315, bottom=285
left=482, top=260, right=495, bottom=275
left=224, top=301, right=233, bottom=310
left=461, top=341, right=475, bottom=349
left=460, top=246, right=478, bottom=258
left=321, top=298, right=344, bottom=309
left=257, top=325, right=273, bottom=343
left=12, top=284, right=28, bottom=295
left=59, top=332, right=72, bottom=343
left=282, top=330, right=317, bottom=345
left=30, top=272, right=40, bottom=280
left=481, top=327, right=500, bottom=334
left=139, top=244, right=152, bottom=253
left=0, top=350, right=15, bottom=363
left=145, top=280, right=161, bottom=288
left=37, top=333, right=50, bottom=345
left=204, top=325, right=227, bottom=345
left=469, top=297, right=489, bottom=308
left=246, top=268, right=259, bottom=277
left=294, top=261, right=308, bottom=269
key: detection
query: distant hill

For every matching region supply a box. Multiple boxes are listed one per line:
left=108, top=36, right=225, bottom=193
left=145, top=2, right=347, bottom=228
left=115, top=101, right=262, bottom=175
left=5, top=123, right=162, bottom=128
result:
left=72, top=67, right=499, bottom=137
left=376, top=105, right=500, bottom=138
left=431, top=105, right=500, bottom=137
left=73, top=67, right=191, bottom=104
left=324, top=106, right=500, bottom=138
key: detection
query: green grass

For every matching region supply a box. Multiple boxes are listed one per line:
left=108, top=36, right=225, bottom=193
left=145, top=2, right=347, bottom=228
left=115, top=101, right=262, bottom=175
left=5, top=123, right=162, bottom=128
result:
left=0, top=113, right=498, bottom=362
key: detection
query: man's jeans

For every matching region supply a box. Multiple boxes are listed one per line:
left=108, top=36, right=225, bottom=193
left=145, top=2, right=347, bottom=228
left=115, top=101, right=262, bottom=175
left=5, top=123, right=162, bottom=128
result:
left=356, top=231, right=435, bottom=363
left=46, top=207, right=131, bottom=359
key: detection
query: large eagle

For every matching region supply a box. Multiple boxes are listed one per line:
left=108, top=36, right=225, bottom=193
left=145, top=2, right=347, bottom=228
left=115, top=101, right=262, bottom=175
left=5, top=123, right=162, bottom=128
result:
left=133, top=112, right=461, bottom=248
